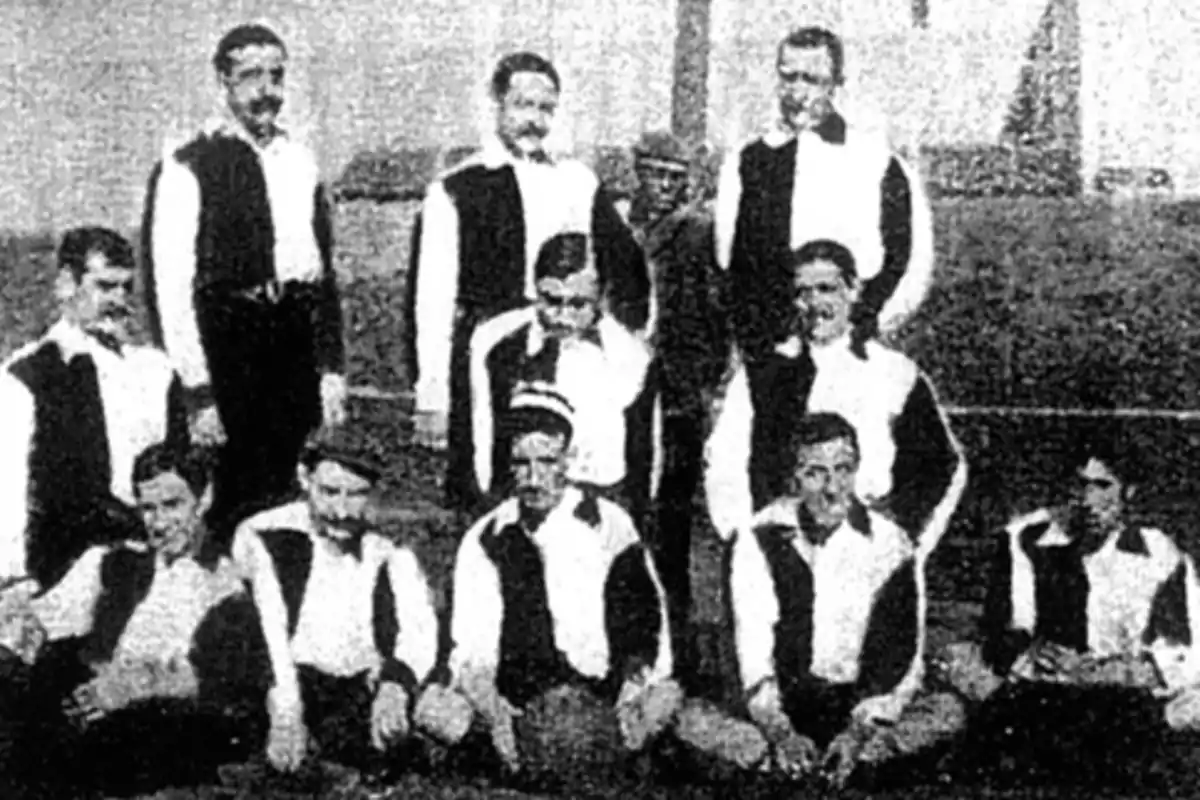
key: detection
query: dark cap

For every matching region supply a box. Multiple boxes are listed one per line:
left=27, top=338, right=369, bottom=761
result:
left=632, top=130, right=693, bottom=172
left=300, top=425, right=385, bottom=483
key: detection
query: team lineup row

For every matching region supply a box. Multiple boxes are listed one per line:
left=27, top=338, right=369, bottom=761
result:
left=0, top=17, right=1193, bottom=797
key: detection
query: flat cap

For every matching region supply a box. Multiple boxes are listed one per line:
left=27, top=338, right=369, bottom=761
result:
left=301, top=425, right=385, bottom=483
left=632, top=130, right=693, bottom=170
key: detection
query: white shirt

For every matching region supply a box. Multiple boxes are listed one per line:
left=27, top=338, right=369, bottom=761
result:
left=0, top=320, right=179, bottom=585
left=1006, top=510, right=1200, bottom=691
left=704, top=336, right=966, bottom=546
left=33, top=542, right=245, bottom=698
left=414, top=135, right=601, bottom=415
left=730, top=499, right=925, bottom=700
left=712, top=119, right=935, bottom=336
left=232, top=501, right=439, bottom=708
left=469, top=307, right=653, bottom=491
left=448, top=488, right=672, bottom=689
left=150, top=120, right=326, bottom=390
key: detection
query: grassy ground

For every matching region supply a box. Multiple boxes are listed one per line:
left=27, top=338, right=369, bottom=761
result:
left=5, top=196, right=1200, bottom=797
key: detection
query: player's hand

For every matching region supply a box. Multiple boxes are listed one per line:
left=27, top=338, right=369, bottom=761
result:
left=821, top=721, right=873, bottom=789
left=491, top=706, right=522, bottom=774
left=1029, top=640, right=1086, bottom=682
left=852, top=693, right=906, bottom=726
left=0, top=586, right=46, bottom=666
left=189, top=405, right=226, bottom=447
left=413, top=410, right=448, bottom=451
left=773, top=731, right=819, bottom=779
left=370, top=681, right=411, bottom=750
left=266, top=690, right=309, bottom=773
left=65, top=673, right=131, bottom=725
left=616, top=675, right=683, bottom=751
left=320, top=373, right=349, bottom=429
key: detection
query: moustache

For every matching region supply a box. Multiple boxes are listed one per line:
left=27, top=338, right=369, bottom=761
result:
left=517, top=125, right=547, bottom=140
left=250, top=97, right=283, bottom=116
left=102, top=306, right=131, bottom=319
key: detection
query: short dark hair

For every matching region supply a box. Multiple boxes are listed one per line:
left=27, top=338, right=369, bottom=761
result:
left=132, top=443, right=214, bottom=497
left=491, top=52, right=561, bottom=100
left=778, top=26, right=845, bottom=85
left=792, top=412, right=860, bottom=462
left=1068, top=423, right=1144, bottom=488
left=790, top=239, right=857, bottom=285
left=299, top=427, right=384, bottom=484
left=57, top=226, right=135, bottom=283
left=213, top=23, right=288, bottom=75
left=534, top=232, right=589, bottom=281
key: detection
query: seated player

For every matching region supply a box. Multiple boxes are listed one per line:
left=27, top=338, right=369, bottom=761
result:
left=13, top=442, right=264, bottom=796
left=685, top=413, right=962, bottom=790
left=941, top=430, right=1200, bottom=784
left=444, top=386, right=680, bottom=787
left=232, top=426, right=451, bottom=777
left=469, top=231, right=658, bottom=525
left=705, top=239, right=966, bottom=550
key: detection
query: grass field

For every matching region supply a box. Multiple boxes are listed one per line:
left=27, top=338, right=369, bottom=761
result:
left=5, top=196, right=1200, bottom=797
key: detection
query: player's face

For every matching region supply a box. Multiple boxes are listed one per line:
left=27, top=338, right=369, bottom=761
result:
left=301, top=460, right=374, bottom=541
left=496, top=71, right=559, bottom=158
left=511, top=430, right=569, bottom=514
left=222, top=44, right=287, bottom=142
left=536, top=271, right=601, bottom=338
left=777, top=45, right=837, bottom=132
left=634, top=158, right=689, bottom=221
left=63, top=252, right=136, bottom=344
left=792, top=258, right=857, bottom=344
left=1071, top=457, right=1125, bottom=537
left=793, top=436, right=859, bottom=533
left=136, top=471, right=207, bottom=561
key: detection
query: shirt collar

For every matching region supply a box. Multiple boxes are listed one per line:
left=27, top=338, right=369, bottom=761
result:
left=1034, top=514, right=1149, bottom=557
left=480, top=133, right=555, bottom=169
left=754, top=497, right=872, bottom=546
left=761, top=111, right=848, bottom=149
left=492, top=486, right=585, bottom=537
left=47, top=319, right=122, bottom=360
left=202, top=114, right=290, bottom=154
left=773, top=332, right=854, bottom=359
left=526, top=315, right=604, bottom=357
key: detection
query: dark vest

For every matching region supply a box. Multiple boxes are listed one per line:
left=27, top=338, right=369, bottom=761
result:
left=744, top=350, right=817, bottom=511
left=8, top=342, right=181, bottom=588
left=729, top=140, right=798, bottom=361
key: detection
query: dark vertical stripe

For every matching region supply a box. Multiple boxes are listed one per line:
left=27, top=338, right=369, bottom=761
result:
left=1023, top=527, right=1090, bottom=652
left=256, top=529, right=314, bottom=637
left=165, top=374, right=189, bottom=454
left=10, top=345, right=119, bottom=588
left=442, top=166, right=528, bottom=513
left=311, top=183, right=345, bottom=374
left=592, top=186, right=650, bottom=331
left=175, top=134, right=277, bottom=292
left=856, top=157, right=913, bottom=323
left=1144, top=559, right=1192, bottom=647
left=483, top=329, right=533, bottom=499
left=889, top=375, right=959, bottom=540
left=403, top=210, right=423, bottom=386
left=856, top=558, right=919, bottom=696
left=981, top=528, right=1033, bottom=674
left=372, top=563, right=399, bottom=659
left=482, top=521, right=580, bottom=707
left=752, top=526, right=814, bottom=692
left=745, top=352, right=816, bottom=511
left=140, top=159, right=167, bottom=349
left=603, top=545, right=662, bottom=691
left=729, top=139, right=798, bottom=361
left=80, top=547, right=157, bottom=664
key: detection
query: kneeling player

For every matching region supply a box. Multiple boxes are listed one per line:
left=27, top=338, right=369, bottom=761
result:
left=233, top=427, right=449, bottom=776
left=444, top=385, right=680, bottom=786
left=17, top=443, right=264, bottom=795
left=942, top=430, right=1200, bottom=784
left=689, top=412, right=962, bottom=789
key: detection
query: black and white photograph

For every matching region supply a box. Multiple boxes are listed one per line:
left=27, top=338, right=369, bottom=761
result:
left=1, top=0, right=1199, bottom=797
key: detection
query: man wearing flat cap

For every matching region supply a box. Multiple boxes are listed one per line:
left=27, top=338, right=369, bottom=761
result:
left=630, top=130, right=731, bottom=692
left=231, top=426, right=462, bottom=776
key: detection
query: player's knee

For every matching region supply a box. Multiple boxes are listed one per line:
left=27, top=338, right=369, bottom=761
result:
left=673, top=698, right=769, bottom=768
left=1164, top=688, right=1200, bottom=732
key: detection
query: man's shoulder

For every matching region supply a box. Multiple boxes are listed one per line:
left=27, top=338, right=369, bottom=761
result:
left=235, top=501, right=313, bottom=541
left=862, top=340, right=922, bottom=385
left=2, top=334, right=60, bottom=384
left=470, top=307, right=535, bottom=354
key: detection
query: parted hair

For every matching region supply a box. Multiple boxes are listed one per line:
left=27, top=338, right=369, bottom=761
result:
left=491, top=51, right=561, bottom=100
left=57, top=226, right=135, bottom=282
left=213, top=23, right=288, bottom=75
left=132, top=443, right=214, bottom=496
left=778, top=26, right=845, bottom=85
left=790, top=239, right=858, bottom=285
left=791, top=411, right=861, bottom=462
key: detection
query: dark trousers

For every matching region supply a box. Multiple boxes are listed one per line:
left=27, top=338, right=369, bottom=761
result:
left=650, top=408, right=707, bottom=687
left=197, top=287, right=323, bottom=547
